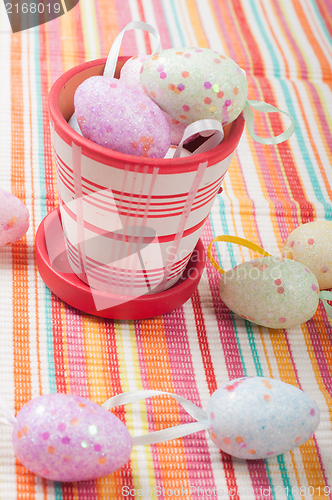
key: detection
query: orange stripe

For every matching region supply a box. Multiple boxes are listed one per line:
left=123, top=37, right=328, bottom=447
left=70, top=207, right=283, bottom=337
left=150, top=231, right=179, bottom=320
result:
left=270, top=329, right=328, bottom=489
left=26, top=35, right=47, bottom=500
left=11, top=31, right=36, bottom=498
left=80, top=318, right=119, bottom=495
left=207, top=0, right=243, bottom=61
left=291, top=82, right=332, bottom=203
left=59, top=3, right=84, bottom=71
left=259, top=0, right=290, bottom=79
left=315, top=0, right=332, bottom=38
left=293, top=0, right=332, bottom=82
left=226, top=153, right=266, bottom=249
left=26, top=33, right=43, bottom=402
left=96, top=0, right=119, bottom=57
left=185, top=0, right=209, bottom=47
left=139, top=318, right=191, bottom=493
left=269, top=0, right=303, bottom=79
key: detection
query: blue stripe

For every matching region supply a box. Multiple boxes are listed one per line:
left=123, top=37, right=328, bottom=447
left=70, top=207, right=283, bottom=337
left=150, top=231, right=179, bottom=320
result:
left=160, top=0, right=185, bottom=47
left=209, top=196, right=247, bottom=377
left=33, top=27, right=57, bottom=396
left=309, top=0, right=332, bottom=45
left=33, top=25, right=63, bottom=500
left=249, top=0, right=332, bottom=218
left=279, top=79, right=332, bottom=218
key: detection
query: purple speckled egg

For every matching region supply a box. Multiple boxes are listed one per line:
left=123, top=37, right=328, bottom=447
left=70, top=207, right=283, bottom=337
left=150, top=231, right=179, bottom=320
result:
left=74, top=76, right=170, bottom=157
left=0, top=187, right=29, bottom=246
left=13, top=394, right=133, bottom=482
left=207, top=377, right=320, bottom=459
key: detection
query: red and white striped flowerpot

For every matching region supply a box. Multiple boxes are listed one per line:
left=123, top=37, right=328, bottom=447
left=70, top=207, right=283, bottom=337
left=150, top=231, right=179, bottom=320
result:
left=48, top=57, right=244, bottom=299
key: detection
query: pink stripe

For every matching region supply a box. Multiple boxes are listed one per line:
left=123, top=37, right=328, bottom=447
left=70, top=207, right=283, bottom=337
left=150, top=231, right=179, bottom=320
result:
left=202, top=221, right=274, bottom=497
left=132, top=322, right=164, bottom=491
left=72, top=142, right=86, bottom=274
left=247, top=76, right=299, bottom=239
left=63, top=308, right=99, bottom=499
left=114, top=0, right=138, bottom=55
left=149, top=0, right=173, bottom=49
left=163, top=307, right=217, bottom=499
left=47, top=18, right=64, bottom=85
left=43, top=19, right=99, bottom=500
left=157, top=161, right=209, bottom=291
left=94, top=0, right=106, bottom=58
left=56, top=150, right=224, bottom=202
left=203, top=220, right=245, bottom=377
left=306, top=81, right=332, bottom=158
left=210, top=0, right=249, bottom=64
left=272, top=0, right=308, bottom=79
left=306, top=317, right=332, bottom=395
left=61, top=200, right=207, bottom=242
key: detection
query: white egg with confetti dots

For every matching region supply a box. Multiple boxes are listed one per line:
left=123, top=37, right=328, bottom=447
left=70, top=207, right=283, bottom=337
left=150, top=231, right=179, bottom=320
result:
left=140, top=47, right=248, bottom=126
left=207, top=377, right=320, bottom=460
left=219, top=256, right=320, bottom=329
left=282, top=221, right=332, bottom=290
left=12, top=393, right=133, bottom=482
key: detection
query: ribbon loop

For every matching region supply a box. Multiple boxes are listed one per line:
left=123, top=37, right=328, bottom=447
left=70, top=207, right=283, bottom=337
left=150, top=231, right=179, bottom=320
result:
left=173, top=119, right=224, bottom=158
left=103, top=390, right=209, bottom=446
left=243, top=100, right=295, bottom=145
left=103, top=21, right=161, bottom=78
left=319, top=291, right=332, bottom=321
left=0, top=394, right=17, bottom=426
left=207, top=235, right=271, bottom=274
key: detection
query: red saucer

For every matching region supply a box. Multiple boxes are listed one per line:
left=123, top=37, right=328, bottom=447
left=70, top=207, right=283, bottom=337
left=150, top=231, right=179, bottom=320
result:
left=35, top=208, right=206, bottom=320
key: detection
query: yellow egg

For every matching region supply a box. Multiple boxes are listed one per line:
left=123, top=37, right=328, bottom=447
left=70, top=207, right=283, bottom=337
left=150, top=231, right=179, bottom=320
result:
left=282, top=221, right=332, bottom=290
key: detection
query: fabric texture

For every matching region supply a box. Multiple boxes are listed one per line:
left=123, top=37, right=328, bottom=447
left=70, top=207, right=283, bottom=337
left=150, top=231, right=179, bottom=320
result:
left=0, top=0, right=331, bottom=498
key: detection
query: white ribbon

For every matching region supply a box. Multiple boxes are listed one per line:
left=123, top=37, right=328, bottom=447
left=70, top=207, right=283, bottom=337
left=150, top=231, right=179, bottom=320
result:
left=243, top=100, right=295, bottom=145
left=103, top=20, right=161, bottom=78
left=319, top=291, right=332, bottom=320
left=0, top=394, right=16, bottom=426
left=173, top=119, right=225, bottom=158
left=103, top=390, right=209, bottom=445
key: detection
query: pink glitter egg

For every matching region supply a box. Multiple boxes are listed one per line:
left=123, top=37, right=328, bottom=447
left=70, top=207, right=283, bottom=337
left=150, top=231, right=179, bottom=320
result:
left=120, top=54, right=149, bottom=87
left=0, top=187, right=29, bottom=246
left=120, top=55, right=195, bottom=146
left=74, top=76, right=171, bottom=158
left=12, top=394, right=133, bottom=482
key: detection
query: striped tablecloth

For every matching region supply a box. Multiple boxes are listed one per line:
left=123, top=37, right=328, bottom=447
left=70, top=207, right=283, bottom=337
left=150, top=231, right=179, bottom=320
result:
left=0, top=1, right=331, bottom=499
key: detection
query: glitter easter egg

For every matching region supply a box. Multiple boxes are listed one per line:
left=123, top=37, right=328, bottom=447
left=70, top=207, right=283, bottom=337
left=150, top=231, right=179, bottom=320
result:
left=219, top=256, right=320, bottom=328
left=120, top=54, right=149, bottom=87
left=282, top=221, right=332, bottom=290
left=120, top=55, right=191, bottom=146
left=13, top=394, right=133, bottom=482
left=74, top=76, right=171, bottom=157
left=0, top=187, right=29, bottom=246
left=207, top=377, right=320, bottom=459
left=140, top=47, right=248, bottom=126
